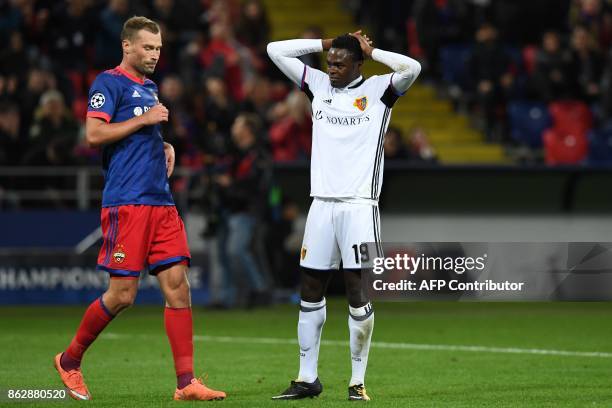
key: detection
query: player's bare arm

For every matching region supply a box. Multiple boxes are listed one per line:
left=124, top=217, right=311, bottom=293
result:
left=85, top=103, right=169, bottom=147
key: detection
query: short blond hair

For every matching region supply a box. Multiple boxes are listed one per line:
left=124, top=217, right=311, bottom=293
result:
left=121, top=16, right=160, bottom=41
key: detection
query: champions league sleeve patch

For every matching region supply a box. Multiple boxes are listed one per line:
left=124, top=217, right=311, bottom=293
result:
left=90, top=92, right=106, bottom=109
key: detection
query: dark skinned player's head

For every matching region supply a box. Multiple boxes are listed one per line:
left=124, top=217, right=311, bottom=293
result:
left=327, top=34, right=364, bottom=88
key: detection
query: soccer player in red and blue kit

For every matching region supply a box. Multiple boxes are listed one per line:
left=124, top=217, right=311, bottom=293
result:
left=53, top=16, right=226, bottom=402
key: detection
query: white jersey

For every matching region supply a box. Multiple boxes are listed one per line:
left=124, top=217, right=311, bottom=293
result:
left=266, top=39, right=421, bottom=203
left=302, top=67, right=399, bottom=202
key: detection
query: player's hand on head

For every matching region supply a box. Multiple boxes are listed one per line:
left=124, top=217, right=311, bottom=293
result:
left=141, top=103, right=169, bottom=125
left=349, top=30, right=374, bottom=58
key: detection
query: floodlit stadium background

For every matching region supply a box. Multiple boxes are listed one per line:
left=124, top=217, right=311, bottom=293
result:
left=2, top=0, right=612, bottom=303
left=1, top=1, right=612, bottom=406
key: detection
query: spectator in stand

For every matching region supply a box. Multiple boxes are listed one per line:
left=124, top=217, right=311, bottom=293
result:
left=599, top=48, right=612, bottom=120
left=491, top=0, right=571, bottom=45
left=236, top=0, right=270, bottom=53
left=47, top=0, right=94, bottom=72
left=94, top=0, right=131, bottom=69
left=204, top=0, right=240, bottom=27
left=1, top=0, right=52, bottom=50
left=569, top=0, right=606, bottom=46
left=150, top=0, right=180, bottom=73
left=0, top=1, right=23, bottom=35
left=600, top=5, right=612, bottom=49
left=23, top=89, right=79, bottom=166
left=150, top=0, right=203, bottom=73
left=215, top=113, right=272, bottom=307
left=18, top=68, right=57, bottom=141
left=240, top=75, right=274, bottom=126
left=0, top=31, right=29, bottom=82
left=569, top=24, right=604, bottom=103
left=160, top=75, right=187, bottom=110
left=532, top=30, right=576, bottom=101
left=265, top=197, right=302, bottom=289
left=0, top=74, right=19, bottom=110
left=200, top=21, right=254, bottom=101
left=268, top=91, right=312, bottom=162
left=384, top=126, right=438, bottom=163
left=160, top=75, right=196, bottom=161
left=0, top=102, right=22, bottom=166
left=413, top=0, right=471, bottom=78
left=467, top=22, right=514, bottom=141
left=383, top=126, right=410, bottom=161
left=407, top=127, right=438, bottom=163
left=204, top=76, right=237, bottom=139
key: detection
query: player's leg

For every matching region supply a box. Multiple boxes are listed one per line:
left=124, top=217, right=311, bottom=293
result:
left=54, top=277, right=138, bottom=400
left=155, top=262, right=225, bottom=401
left=343, top=268, right=374, bottom=401
left=337, top=203, right=378, bottom=401
left=55, top=205, right=146, bottom=400
left=156, top=261, right=193, bottom=387
left=273, top=199, right=339, bottom=400
left=297, top=266, right=333, bottom=381
left=149, top=206, right=225, bottom=401
left=61, top=277, right=139, bottom=369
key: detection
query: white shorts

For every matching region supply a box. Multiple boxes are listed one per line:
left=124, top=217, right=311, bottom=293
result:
left=300, top=198, right=382, bottom=270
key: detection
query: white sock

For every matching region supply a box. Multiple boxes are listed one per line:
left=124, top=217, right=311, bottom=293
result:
left=348, top=302, right=374, bottom=386
left=297, top=298, right=326, bottom=383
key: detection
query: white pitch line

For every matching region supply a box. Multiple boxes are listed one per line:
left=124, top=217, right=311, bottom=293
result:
left=102, top=333, right=612, bottom=359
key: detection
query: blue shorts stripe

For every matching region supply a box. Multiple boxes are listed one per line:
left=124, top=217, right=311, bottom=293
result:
left=148, top=256, right=191, bottom=273
left=104, top=208, right=117, bottom=265
left=108, top=208, right=119, bottom=264
left=97, top=264, right=140, bottom=277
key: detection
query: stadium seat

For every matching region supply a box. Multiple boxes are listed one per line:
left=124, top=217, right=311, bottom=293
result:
left=507, top=101, right=552, bottom=147
left=439, top=44, right=472, bottom=88
left=587, top=127, right=612, bottom=165
left=549, top=100, right=593, bottom=134
left=543, top=128, right=588, bottom=165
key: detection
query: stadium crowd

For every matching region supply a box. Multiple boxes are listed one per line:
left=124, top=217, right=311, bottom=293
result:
left=354, top=0, right=612, bottom=163
left=3, top=1, right=612, bottom=170
left=0, top=0, right=446, bottom=173
left=2, top=0, right=612, bottom=304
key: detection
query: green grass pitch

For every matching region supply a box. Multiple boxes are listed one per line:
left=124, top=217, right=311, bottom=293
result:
left=0, top=301, right=611, bottom=407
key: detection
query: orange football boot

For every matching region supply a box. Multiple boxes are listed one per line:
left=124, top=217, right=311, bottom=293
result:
left=53, top=353, right=91, bottom=400
left=173, top=378, right=226, bottom=401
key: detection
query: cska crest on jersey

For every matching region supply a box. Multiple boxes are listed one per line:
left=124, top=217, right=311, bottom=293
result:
left=353, top=96, right=367, bottom=111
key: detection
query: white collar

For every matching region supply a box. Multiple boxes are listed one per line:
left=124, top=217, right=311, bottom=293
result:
left=347, top=75, right=363, bottom=88
left=334, top=75, right=364, bottom=92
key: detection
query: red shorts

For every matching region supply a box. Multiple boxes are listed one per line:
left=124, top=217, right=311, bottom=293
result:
left=96, top=205, right=191, bottom=278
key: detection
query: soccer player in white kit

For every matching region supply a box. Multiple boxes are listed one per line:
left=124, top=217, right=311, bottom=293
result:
left=267, top=31, right=420, bottom=401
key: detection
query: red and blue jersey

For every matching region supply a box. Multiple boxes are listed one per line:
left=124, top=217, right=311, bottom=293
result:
left=87, top=66, right=174, bottom=207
